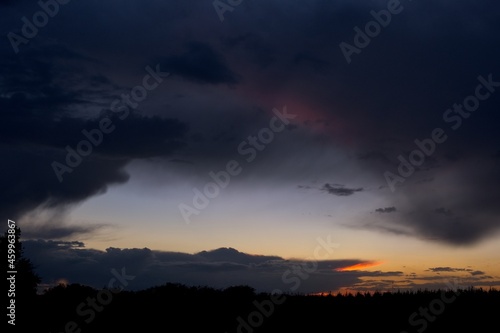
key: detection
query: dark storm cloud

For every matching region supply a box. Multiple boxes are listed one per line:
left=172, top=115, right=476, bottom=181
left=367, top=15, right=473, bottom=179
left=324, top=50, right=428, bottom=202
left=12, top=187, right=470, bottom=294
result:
left=157, top=42, right=238, bottom=85
left=293, top=53, right=329, bottom=71
left=381, top=161, right=500, bottom=245
left=434, top=207, right=453, bottom=217
left=358, top=151, right=391, bottom=164
left=24, top=240, right=398, bottom=293
left=0, top=46, right=187, bottom=226
left=307, top=1, right=500, bottom=245
left=415, top=177, right=434, bottom=184
left=1, top=0, right=500, bottom=246
left=0, top=0, right=16, bottom=6
left=375, top=207, right=396, bottom=213
left=322, top=184, right=364, bottom=196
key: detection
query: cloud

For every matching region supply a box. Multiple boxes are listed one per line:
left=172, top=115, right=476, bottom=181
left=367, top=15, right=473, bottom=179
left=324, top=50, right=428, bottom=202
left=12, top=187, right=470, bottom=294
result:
left=196, top=247, right=282, bottom=264
left=24, top=241, right=402, bottom=294
left=336, top=261, right=384, bottom=271
left=1, top=0, right=500, bottom=247
left=434, top=207, right=453, bottom=217
left=375, top=207, right=396, bottom=213
left=157, top=42, right=238, bottom=85
left=293, top=53, right=329, bottom=71
left=0, top=0, right=18, bottom=6
left=415, top=177, right=434, bottom=184
left=16, top=208, right=112, bottom=241
left=21, top=224, right=105, bottom=240
left=0, top=46, right=188, bottom=225
left=322, top=184, right=364, bottom=196
left=382, top=161, right=500, bottom=245
left=358, top=151, right=391, bottom=164
left=426, top=267, right=485, bottom=276
left=427, top=267, right=469, bottom=273
left=427, top=266, right=484, bottom=278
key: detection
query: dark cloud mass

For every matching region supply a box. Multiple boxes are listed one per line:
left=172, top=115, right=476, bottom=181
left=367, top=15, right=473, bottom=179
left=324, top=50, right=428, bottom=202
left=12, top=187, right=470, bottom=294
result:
left=375, top=207, right=396, bottom=213
left=0, top=0, right=499, bottom=247
left=23, top=240, right=391, bottom=293
left=158, top=42, right=238, bottom=85
left=0, top=46, right=187, bottom=225
left=322, top=184, right=364, bottom=196
left=427, top=267, right=485, bottom=276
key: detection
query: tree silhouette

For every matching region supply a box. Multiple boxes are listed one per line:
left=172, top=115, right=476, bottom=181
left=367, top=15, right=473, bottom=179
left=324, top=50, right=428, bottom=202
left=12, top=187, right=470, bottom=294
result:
left=2, top=224, right=41, bottom=329
left=1, top=225, right=41, bottom=296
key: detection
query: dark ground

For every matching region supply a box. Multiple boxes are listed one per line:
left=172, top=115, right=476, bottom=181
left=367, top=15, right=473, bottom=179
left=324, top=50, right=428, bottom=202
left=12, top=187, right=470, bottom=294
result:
left=13, top=283, right=500, bottom=333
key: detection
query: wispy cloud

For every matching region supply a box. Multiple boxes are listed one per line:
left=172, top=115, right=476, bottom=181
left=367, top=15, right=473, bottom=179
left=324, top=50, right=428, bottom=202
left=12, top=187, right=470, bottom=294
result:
left=321, top=184, right=364, bottom=197
left=427, top=267, right=486, bottom=276
left=375, top=207, right=397, bottom=213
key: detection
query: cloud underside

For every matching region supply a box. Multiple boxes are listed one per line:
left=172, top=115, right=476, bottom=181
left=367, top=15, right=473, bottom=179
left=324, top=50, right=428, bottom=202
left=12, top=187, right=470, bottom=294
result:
left=322, top=184, right=364, bottom=196
left=24, top=241, right=498, bottom=293
left=25, top=241, right=402, bottom=294
left=427, top=267, right=485, bottom=276
left=0, top=0, right=499, bottom=246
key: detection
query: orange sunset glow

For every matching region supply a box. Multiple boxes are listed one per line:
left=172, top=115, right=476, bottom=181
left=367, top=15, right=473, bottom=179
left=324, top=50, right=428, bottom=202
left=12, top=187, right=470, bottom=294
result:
left=336, top=261, right=385, bottom=272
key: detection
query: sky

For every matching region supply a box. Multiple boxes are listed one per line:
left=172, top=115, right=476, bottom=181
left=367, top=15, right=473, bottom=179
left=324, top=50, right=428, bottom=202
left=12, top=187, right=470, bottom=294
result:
left=1, top=0, right=500, bottom=294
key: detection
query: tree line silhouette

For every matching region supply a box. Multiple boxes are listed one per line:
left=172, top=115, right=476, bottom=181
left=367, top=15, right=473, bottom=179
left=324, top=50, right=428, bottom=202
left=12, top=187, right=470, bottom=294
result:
left=3, top=228, right=499, bottom=332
